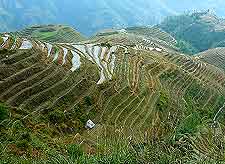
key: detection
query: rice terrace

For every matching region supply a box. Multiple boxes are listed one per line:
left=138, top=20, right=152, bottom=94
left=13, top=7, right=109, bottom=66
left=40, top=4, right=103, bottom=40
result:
left=0, top=5, right=225, bottom=164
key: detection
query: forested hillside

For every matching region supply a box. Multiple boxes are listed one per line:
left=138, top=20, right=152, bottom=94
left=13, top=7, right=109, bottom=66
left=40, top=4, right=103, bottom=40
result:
left=159, top=11, right=225, bottom=54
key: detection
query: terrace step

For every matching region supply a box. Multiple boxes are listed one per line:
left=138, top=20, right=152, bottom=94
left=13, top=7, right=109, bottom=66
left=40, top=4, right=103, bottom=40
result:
left=0, top=64, right=56, bottom=101
left=20, top=71, right=83, bottom=111
left=47, top=78, right=96, bottom=111
left=0, top=50, right=33, bottom=64
left=7, top=66, right=67, bottom=107
left=0, top=63, right=46, bottom=94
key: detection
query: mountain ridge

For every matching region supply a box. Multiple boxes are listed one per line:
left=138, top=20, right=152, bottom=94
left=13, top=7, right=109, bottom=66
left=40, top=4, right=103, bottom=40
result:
left=0, top=0, right=225, bottom=35
left=158, top=11, right=225, bottom=54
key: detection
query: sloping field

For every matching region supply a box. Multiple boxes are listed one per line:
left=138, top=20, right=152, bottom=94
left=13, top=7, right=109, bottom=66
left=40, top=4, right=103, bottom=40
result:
left=125, top=26, right=177, bottom=45
left=0, top=32, right=225, bottom=158
left=196, top=47, right=225, bottom=71
left=13, top=25, right=86, bottom=43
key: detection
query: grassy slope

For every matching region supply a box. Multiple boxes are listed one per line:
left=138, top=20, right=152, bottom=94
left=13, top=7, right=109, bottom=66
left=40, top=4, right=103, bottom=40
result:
left=14, top=25, right=87, bottom=43
left=93, top=27, right=179, bottom=52
left=125, top=26, right=177, bottom=45
left=0, top=31, right=225, bottom=163
left=196, top=47, right=225, bottom=71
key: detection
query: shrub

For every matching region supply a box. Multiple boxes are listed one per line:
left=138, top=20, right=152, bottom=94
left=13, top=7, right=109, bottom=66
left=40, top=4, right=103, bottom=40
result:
left=156, top=92, right=169, bottom=112
left=0, top=103, right=9, bottom=121
left=84, top=96, right=93, bottom=106
left=67, top=144, right=83, bottom=161
left=16, top=139, right=30, bottom=150
left=20, top=132, right=32, bottom=142
left=175, top=39, right=198, bottom=55
left=48, top=110, right=65, bottom=124
left=176, top=112, right=201, bottom=138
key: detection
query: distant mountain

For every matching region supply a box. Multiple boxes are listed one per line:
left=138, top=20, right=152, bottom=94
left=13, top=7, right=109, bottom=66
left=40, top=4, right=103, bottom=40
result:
left=158, top=11, right=225, bottom=54
left=0, top=0, right=225, bottom=35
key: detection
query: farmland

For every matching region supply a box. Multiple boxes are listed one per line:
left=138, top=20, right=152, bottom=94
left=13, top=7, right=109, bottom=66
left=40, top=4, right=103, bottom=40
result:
left=0, top=28, right=225, bottom=163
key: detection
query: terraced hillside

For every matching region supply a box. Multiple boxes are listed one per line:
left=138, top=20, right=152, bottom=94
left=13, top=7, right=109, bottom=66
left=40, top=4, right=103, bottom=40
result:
left=196, top=47, right=225, bottom=71
left=14, top=25, right=86, bottom=43
left=125, top=26, right=177, bottom=46
left=94, top=27, right=178, bottom=52
left=96, top=26, right=177, bottom=46
left=1, top=31, right=225, bottom=162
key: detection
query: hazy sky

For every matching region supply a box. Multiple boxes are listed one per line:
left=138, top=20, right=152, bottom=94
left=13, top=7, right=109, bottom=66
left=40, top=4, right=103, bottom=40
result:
left=0, top=0, right=224, bottom=35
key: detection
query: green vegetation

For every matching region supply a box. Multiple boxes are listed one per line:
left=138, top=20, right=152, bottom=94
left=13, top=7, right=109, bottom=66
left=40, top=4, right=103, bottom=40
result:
left=125, top=26, right=177, bottom=46
left=1, top=22, right=225, bottom=163
left=48, top=109, right=66, bottom=124
left=158, top=11, right=225, bottom=54
left=156, top=91, right=169, bottom=112
left=1, top=101, right=225, bottom=163
left=197, top=47, right=225, bottom=71
left=175, top=39, right=199, bottom=54
left=0, top=103, right=9, bottom=121
left=15, top=25, right=86, bottom=43
left=176, top=112, right=201, bottom=136
left=33, top=31, right=58, bottom=40
left=0, top=37, right=3, bottom=45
